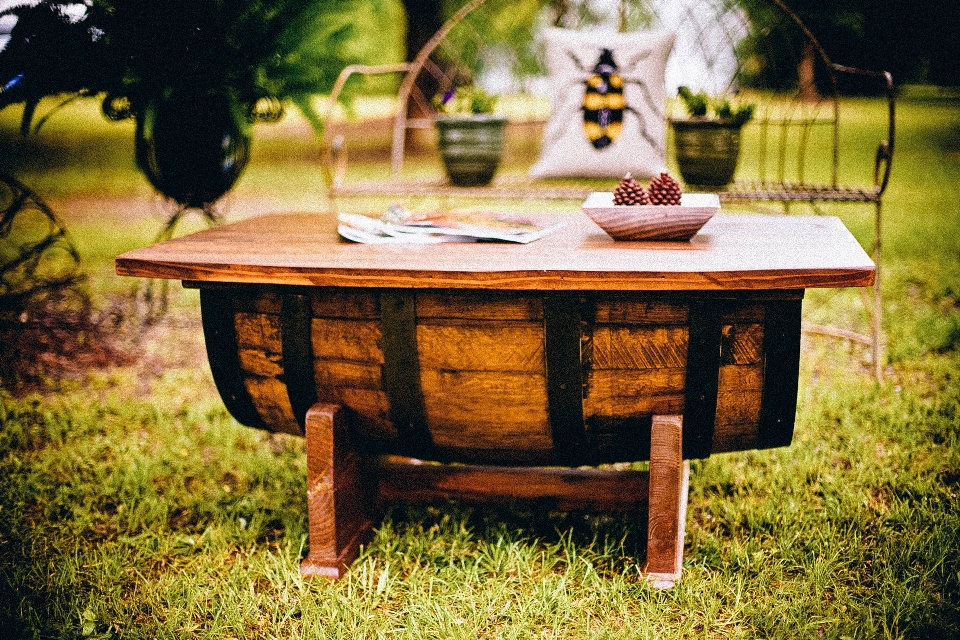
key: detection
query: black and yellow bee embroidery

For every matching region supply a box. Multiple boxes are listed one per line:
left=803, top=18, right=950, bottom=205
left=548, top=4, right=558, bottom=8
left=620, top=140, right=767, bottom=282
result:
left=570, top=47, right=660, bottom=152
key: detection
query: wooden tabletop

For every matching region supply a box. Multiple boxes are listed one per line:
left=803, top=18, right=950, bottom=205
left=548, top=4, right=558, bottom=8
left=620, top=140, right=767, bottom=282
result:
left=115, top=211, right=875, bottom=291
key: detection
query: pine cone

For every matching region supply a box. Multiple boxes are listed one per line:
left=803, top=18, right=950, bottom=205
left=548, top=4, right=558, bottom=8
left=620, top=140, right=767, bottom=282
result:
left=612, top=173, right=650, bottom=205
left=648, top=172, right=683, bottom=205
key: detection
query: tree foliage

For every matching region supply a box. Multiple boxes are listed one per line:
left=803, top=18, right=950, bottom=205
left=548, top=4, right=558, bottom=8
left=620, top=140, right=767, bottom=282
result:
left=405, top=0, right=960, bottom=96
left=739, top=0, right=960, bottom=89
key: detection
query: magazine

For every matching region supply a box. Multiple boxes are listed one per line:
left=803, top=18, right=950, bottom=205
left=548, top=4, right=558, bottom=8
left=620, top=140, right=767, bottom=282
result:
left=337, top=206, right=565, bottom=244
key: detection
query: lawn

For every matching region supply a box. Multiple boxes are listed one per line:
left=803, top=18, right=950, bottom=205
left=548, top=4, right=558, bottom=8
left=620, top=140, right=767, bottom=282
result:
left=1, top=89, right=959, bottom=639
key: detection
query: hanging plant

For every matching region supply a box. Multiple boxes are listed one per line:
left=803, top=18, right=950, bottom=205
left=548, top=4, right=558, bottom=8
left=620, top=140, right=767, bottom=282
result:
left=0, top=0, right=388, bottom=207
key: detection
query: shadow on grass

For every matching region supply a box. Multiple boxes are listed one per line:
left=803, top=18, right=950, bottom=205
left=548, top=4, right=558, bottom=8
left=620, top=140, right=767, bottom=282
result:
left=379, top=498, right=650, bottom=570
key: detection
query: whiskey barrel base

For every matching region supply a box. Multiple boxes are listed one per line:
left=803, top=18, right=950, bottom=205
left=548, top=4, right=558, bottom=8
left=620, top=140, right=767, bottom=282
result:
left=300, top=402, right=689, bottom=587
left=201, top=286, right=802, bottom=466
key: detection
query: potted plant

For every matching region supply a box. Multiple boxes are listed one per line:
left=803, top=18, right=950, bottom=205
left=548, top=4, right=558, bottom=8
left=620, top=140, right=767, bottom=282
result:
left=432, top=85, right=507, bottom=187
left=670, top=86, right=755, bottom=188
left=0, top=0, right=371, bottom=210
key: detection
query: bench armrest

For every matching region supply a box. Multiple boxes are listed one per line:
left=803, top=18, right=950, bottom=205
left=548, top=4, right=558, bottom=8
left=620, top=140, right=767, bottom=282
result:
left=831, top=64, right=895, bottom=197
left=321, top=63, right=414, bottom=190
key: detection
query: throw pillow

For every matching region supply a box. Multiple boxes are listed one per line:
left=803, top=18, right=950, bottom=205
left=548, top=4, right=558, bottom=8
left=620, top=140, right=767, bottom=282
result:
left=530, top=28, right=676, bottom=180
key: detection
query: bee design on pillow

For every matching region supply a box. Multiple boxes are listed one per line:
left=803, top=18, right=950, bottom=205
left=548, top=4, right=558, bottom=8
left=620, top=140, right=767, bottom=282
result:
left=567, top=47, right=661, bottom=152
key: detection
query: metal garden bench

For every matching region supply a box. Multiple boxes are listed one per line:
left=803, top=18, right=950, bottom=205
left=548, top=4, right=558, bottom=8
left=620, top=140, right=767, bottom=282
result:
left=319, top=0, right=894, bottom=374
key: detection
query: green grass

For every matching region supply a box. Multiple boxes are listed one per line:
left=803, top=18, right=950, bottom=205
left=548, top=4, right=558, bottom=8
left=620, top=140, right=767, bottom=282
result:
left=2, top=91, right=960, bottom=638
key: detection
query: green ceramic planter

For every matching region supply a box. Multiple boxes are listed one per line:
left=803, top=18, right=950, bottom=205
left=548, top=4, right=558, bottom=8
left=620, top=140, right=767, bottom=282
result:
left=435, top=115, right=507, bottom=187
left=670, top=119, right=744, bottom=188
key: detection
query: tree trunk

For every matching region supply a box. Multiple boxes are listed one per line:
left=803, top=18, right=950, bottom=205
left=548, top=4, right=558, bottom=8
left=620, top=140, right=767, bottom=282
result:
left=403, top=0, right=444, bottom=64
left=402, top=0, right=444, bottom=104
left=798, top=41, right=819, bottom=103
left=401, top=0, right=445, bottom=144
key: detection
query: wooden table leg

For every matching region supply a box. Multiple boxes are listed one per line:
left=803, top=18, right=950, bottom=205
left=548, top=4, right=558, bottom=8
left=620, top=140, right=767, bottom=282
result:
left=300, top=403, right=375, bottom=579
left=645, top=414, right=689, bottom=589
left=298, top=403, right=690, bottom=584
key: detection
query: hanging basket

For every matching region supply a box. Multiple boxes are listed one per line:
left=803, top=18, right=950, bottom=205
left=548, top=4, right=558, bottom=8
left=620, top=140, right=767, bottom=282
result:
left=134, top=89, right=252, bottom=208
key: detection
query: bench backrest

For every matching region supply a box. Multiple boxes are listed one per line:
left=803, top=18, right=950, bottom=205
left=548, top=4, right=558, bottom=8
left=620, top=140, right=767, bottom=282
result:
left=322, top=0, right=893, bottom=197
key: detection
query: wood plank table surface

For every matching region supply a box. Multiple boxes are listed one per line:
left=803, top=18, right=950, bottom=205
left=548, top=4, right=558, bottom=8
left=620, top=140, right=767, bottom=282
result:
left=116, top=211, right=875, bottom=290
left=116, top=209, right=874, bottom=588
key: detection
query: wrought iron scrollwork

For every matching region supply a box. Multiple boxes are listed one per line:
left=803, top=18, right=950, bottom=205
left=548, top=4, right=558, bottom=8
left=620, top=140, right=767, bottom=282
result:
left=0, top=172, right=85, bottom=322
left=0, top=172, right=98, bottom=387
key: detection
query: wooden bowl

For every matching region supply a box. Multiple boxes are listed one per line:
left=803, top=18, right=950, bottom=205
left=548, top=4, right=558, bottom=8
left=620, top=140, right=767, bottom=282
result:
left=582, top=192, right=720, bottom=241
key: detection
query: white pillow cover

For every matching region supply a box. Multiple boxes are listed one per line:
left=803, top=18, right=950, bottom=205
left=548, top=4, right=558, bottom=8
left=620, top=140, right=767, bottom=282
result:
left=530, top=28, right=676, bottom=179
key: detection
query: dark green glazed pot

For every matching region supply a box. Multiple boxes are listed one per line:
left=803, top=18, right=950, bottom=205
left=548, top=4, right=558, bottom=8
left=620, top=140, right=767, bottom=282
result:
left=435, top=115, right=507, bottom=187
left=135, top=88, right=251, bottom=208
left=670, top=118, right=744, bottom=188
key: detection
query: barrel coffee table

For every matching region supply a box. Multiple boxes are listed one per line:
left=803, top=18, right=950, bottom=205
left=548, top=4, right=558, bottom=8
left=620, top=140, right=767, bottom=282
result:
left=116, top=210, right=874, bottom=588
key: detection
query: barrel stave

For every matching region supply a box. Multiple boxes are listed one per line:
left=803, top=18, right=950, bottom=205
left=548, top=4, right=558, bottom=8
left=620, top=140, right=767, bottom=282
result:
left=416, top=294, right=552, bottom=464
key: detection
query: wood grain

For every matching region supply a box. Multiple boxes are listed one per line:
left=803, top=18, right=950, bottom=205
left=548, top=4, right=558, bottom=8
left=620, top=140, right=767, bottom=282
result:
left=232, top=309, right=301, bottom=435
left=308, top=297, right=394, bottom=441
left=376, top=458, right=650, bottom=511
left=235, top=311, right=283, bottom=351
left=645, top=414, right=688, bottom=588
left=591, top=326, right=688, bottom=369
left=421, top=369, right=551, bottom=452
left=237, top=346, right=283, bottom=378
left=416, top=293, right=543, bottom=320
left=117, top=212, right=875, bottom=291
left=132, top=212, right=850, bottom=584
left=720, top=323, right=763, bottom=364
left=300, top=403, right=374, bottom=579
left=594, top=300, right=689, bottom=325
left=310, top=318, right=384, bottom=363
left=416, top=321, right=543, bottom=371
left=311, top=290, right=379, bottom=318
left=327, top=388, right=396, bottom=442
left=241, top=376, right=299, bottom=435
left=235, top=290, right=283, bottom=314
left=583, top=368, right=686, bottom=417
left=313, top=360, right=383, bottom=391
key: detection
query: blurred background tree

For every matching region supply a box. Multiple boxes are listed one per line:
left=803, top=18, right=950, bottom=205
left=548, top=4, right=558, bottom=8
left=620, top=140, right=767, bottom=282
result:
left=398, top=0, right=960, bottom=93
left=738, top=0, right=960, bottom=93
